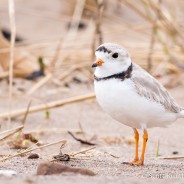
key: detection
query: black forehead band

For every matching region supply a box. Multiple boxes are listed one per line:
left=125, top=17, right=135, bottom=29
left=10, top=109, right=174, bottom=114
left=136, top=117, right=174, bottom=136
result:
left=96, top=46, right=111, bottom=54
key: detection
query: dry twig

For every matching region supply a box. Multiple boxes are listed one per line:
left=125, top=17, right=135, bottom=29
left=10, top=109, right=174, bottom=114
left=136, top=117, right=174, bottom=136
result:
left=21, top=100, right=32, bottom=127
left=0, top=93, right=95, bottom=119
left=0, top=125, right=23, bottom=136
left=71, top=146, right=96, bottom=157
left=92, top=0, right=104, bottom=58
left=0, top=101, right=31, bottom=142
left=0, top=125, right=23, bottom=142
left=0, top=140, right=67, bottom=162
left=26, top=73, right=52, bottom=96
left=147, top=0, right=162, bottom=72
left=8, top=0, right=16, bottom=126
left=159, top=156, right=184, bottom=160
left=68, top=131, right=96, bottom=146
left=52, top=146, right=96, bottom=162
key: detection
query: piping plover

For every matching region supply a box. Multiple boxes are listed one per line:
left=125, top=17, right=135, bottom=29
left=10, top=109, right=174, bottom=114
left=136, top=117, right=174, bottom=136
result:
left=92, top=43, right=184, bottom=166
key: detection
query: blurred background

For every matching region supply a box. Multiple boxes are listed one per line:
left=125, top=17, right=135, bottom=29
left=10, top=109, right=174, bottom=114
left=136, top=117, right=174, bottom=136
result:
left=0, top=0, right=184, bottom=134
left=1, top=0, right=184, bottom=79
left=0, top=0, right=184, bottom=177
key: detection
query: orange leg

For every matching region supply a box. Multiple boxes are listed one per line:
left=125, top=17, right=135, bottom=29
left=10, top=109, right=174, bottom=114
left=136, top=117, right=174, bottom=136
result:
left=129, top=128, right=139, bottom=164
left=132, top=129, right=148, bottom=166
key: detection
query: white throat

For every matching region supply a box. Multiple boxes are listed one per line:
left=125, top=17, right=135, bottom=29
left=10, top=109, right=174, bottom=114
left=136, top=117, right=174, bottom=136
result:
left=94, top=59, right=132, bottom=78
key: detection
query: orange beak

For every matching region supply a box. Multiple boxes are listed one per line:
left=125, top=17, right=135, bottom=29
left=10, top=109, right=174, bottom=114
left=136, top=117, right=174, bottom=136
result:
left=92, top=59, right=104, bottom=67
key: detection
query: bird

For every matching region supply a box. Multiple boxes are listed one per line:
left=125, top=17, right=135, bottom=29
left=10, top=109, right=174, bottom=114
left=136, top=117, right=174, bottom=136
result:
left=92, top=43, right=184, bottom=166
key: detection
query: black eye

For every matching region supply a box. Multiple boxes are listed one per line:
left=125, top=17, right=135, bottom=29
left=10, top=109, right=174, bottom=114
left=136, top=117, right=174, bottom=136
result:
left=112, top=53, right=118, bottom=58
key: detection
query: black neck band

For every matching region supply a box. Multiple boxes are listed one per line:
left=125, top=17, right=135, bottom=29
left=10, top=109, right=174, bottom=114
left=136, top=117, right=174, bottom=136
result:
left=94, top=63, right=132, bottom=82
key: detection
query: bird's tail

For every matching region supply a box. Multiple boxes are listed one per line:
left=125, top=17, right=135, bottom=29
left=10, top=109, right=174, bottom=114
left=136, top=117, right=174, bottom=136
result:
left=178, top=110, right=184, bottom=118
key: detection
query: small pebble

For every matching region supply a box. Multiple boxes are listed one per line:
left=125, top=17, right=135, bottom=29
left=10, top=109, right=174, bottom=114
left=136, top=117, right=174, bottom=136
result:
left=28, top=153, right=39, bottom=159
left=172, top=151, right=179, bottom=155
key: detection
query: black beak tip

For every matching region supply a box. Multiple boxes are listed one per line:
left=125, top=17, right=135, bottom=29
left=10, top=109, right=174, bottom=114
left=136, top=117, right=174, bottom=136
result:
left=92, top=63, right=98, bottom=68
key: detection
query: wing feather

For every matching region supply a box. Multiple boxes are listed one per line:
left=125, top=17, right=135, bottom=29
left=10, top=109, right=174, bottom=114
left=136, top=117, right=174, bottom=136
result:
left=131, top=64, right=183, bottom=113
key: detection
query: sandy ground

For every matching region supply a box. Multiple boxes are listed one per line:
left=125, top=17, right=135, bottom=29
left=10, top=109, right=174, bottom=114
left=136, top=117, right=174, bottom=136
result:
left=0, top=77, right=184, bottom=183
left=1, top=0, right=184, bottom=183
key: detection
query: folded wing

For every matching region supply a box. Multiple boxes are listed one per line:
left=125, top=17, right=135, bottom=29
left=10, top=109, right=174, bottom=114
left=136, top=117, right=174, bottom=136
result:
left=131, top=64, right=183, bottom=113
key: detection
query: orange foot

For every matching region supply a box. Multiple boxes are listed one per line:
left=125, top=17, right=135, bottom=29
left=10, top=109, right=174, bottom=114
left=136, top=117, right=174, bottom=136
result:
left=128, top=159, right=139, bottom=165
left=129, top=159, right=144, bottom=166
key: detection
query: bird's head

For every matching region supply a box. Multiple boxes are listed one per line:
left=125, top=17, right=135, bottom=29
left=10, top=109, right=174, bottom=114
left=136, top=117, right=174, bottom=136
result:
left=92, top=43, right=131, bottom=78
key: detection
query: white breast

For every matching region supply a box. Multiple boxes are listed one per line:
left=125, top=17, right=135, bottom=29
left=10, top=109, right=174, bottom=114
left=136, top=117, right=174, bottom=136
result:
left=94, top=79, right=177, bottom=129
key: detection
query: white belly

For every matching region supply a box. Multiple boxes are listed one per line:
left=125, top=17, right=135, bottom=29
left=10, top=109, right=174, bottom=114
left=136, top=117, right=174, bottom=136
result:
left=94, top=79, right=177, bottom=129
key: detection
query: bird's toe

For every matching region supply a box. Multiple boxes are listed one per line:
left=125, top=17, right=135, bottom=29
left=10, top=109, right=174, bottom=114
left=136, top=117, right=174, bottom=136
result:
left=130, top=159, right=144, bottom=166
